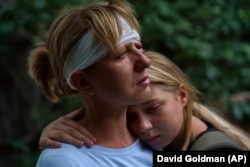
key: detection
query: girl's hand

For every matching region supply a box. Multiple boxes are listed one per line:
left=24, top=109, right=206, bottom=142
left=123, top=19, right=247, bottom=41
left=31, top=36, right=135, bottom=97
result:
left=39, top=108, right=96, bottom=149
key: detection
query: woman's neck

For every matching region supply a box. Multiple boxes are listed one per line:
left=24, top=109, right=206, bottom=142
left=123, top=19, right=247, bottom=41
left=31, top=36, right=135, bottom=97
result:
left=79, top=104, right=136, bottom=148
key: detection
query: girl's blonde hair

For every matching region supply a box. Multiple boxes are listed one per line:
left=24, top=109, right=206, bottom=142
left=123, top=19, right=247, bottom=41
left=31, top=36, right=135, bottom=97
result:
left=146, top=51, right=250, bottom=150
left=28, top=0, right=140, bottom=103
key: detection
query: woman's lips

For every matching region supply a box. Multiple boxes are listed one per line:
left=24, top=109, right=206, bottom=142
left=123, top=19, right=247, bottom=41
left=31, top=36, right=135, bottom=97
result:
left=137, top=76, right=150, bottom=86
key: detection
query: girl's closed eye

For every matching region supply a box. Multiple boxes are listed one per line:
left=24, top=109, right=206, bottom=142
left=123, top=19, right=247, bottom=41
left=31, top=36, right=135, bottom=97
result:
left=146, top=104, right=161, bottom=113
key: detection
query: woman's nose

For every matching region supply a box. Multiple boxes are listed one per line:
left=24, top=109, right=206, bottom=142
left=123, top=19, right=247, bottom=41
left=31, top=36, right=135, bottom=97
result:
left=132, top=42, right=151, bottom=72
left=134, top=42, right=143, bottom=51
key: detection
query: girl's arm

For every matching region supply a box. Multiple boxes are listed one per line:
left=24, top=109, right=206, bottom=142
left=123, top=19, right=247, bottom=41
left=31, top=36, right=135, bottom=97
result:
left=39, top=108, right=96, bottom=149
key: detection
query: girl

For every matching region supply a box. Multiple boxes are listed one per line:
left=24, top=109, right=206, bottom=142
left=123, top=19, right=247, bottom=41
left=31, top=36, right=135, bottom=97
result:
left=38, top=51, right=250, bottom=151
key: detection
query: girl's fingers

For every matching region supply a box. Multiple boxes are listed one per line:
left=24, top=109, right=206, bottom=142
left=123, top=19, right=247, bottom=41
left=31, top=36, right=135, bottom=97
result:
left=39, top=137, right=62, bottom=149
left=39, top=108, right=96, bottom=148
left=61, top=116, right=96, bottom=143
left=57, top=125, right=95, bottom=146
left=65, top=108, right=85, bottom=121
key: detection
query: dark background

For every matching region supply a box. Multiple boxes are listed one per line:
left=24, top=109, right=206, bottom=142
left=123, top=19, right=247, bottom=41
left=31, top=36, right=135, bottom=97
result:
left=1, top=0, right=250, bottom=166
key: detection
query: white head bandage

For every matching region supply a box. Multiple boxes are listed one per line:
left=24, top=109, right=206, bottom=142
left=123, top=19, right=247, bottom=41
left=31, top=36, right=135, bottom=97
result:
left=63, top=17, right=140, bottom=90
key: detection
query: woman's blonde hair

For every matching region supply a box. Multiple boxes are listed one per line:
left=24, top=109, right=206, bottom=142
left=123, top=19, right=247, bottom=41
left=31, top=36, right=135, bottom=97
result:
left=28, top=0, right=140, bottom=102
left=146, top=51, right=250, bottom=150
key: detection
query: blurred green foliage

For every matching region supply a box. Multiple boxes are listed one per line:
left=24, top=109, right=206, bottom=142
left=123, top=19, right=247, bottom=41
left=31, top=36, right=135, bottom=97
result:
left=0, top=0, right=250, bottom=166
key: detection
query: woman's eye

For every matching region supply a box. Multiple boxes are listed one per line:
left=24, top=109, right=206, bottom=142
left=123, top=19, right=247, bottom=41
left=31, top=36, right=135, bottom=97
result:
left=116, top=50, right=127, bottom=60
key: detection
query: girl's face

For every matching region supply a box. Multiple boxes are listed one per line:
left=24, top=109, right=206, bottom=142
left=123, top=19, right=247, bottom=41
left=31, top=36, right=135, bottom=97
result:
left=127, top=84, right=188, bottom=150
left=87, top=41, right=151, bottom=106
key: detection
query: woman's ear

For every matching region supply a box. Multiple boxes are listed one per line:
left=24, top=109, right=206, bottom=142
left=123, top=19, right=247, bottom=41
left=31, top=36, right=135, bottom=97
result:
left=70, top=71, right=91, bottom=91
left=178, top=84, right=188, bottom=106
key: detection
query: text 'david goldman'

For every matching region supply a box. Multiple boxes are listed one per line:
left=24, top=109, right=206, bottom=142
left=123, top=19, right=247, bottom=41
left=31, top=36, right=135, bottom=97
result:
left=153, top=151, right=250, bottom=167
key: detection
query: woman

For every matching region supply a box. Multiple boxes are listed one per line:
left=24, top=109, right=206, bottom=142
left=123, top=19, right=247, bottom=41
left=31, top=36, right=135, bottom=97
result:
left=39, top=51, right=250, bottom=151
left=29, top=0, right=153, bottom=166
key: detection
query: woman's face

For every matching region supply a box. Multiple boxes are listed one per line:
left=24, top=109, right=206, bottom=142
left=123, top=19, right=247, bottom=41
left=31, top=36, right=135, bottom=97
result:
left=127, top=84, right=187, bottom=150
left=87, top=41, right=151, bottom=106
